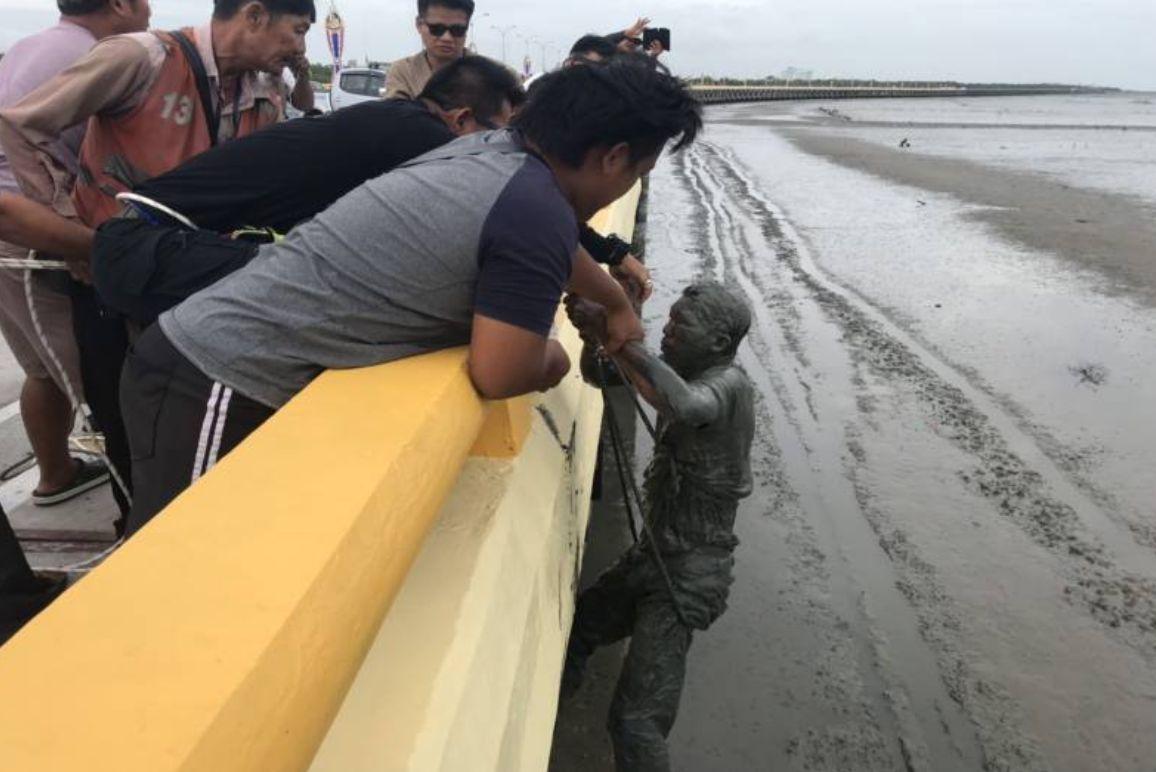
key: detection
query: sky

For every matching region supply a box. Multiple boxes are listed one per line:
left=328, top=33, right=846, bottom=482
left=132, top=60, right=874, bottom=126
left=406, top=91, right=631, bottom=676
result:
left=2, top=0, right=1154, bottom=90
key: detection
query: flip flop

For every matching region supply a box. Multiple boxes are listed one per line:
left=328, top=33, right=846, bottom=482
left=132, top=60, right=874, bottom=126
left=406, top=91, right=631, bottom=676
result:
left=31, top=458, right=110, bottom=507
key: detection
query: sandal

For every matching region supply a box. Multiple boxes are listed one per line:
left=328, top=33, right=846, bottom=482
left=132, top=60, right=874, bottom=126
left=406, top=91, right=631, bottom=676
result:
left=31, top=458, right=110, bottom=507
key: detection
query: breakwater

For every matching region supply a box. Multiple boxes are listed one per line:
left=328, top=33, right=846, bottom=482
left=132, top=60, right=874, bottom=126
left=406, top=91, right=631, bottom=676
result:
left=690, top=83, right=1115, bottom=105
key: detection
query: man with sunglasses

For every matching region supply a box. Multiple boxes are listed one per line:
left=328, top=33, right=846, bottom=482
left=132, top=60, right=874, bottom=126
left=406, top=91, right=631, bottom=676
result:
left=385, top=0, right=474, bottom=100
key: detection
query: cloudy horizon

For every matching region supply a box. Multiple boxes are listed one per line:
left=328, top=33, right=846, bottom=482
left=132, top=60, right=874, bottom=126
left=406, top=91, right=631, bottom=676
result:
left=1, top=0, right=1153, bottom=90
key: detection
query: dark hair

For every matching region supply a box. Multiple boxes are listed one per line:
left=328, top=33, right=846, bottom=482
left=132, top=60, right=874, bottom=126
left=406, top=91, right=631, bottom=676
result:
left=417, top=0, right=475, bottom=17
left=419, top=55, right=525, bottom=123
left=569, top=34, right=618, bottom=61
left=213, top=0, right=317, bottom=22
left=514, top=57, right=702, bottom=168
left=57, top=0, right=111, bottom=15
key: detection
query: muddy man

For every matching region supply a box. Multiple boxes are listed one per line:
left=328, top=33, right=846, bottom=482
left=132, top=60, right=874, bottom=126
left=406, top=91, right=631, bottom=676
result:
left=563, top=281, right=755, bottom=771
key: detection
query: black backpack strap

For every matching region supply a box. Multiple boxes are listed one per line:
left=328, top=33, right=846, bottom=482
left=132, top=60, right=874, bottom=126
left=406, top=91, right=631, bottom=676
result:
left=170, top=30, right=219, bottom=147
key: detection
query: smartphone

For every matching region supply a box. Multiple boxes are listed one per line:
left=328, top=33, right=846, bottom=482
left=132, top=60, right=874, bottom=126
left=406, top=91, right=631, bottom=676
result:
left=642, top=27, right=671, bottom=53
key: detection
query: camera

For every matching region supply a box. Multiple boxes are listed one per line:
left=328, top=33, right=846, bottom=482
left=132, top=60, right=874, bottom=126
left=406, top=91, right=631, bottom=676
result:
left=642, top=27, right=671, bottom=53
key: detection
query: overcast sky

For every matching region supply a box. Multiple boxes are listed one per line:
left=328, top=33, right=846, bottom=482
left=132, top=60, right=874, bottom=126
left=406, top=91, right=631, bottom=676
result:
left=2, top=0, right=1154, bottom=89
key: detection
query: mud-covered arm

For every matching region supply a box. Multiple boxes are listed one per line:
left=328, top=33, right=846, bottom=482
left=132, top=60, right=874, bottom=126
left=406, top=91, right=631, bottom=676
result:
left=0, top=37, right=154, bottom=214
left=612, top=341, right=724, bottom=426
left=565, top=295, right=724, bottom=425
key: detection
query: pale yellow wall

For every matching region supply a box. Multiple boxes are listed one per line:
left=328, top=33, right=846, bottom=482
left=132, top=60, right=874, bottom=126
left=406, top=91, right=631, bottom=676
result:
left=309, top=321, right=604, bottom=771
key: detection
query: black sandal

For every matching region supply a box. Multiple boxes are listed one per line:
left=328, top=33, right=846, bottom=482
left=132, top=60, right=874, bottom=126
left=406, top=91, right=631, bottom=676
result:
left=31, top=458, right=110, bottom=507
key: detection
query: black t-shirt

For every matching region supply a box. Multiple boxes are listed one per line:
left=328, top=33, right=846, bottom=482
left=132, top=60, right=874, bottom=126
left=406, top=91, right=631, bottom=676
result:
left=132, top=99, right=455, bottom=234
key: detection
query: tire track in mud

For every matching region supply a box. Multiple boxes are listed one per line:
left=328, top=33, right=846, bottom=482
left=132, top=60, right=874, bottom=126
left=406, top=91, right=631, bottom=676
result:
left=691, top=140, right=1156, bottom=647
left=664, top=138, right=1156, bottom=769
left=672, top=147, right=991, bottom=771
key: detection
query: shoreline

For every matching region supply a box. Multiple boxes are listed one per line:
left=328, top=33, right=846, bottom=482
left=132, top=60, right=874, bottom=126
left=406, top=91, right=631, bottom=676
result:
left=776, top=128, right=1156, bottom=307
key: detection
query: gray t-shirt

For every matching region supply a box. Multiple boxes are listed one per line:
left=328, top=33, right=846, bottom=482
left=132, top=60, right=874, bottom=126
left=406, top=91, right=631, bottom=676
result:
left=159, top=129, right=578, bottom=407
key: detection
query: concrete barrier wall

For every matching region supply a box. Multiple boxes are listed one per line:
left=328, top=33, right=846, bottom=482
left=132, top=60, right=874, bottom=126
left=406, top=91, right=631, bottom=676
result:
left=0, top=184, right=642, bottom=771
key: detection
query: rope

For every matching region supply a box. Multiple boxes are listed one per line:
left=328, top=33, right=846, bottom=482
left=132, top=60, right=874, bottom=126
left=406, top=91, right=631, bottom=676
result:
left=0, top=258, right=68, bottom=270
left=19, top=251, right=131, bottom=573
left=621, top=373, right=657, bottom=441
left=595, top=356, right=690, bottom=628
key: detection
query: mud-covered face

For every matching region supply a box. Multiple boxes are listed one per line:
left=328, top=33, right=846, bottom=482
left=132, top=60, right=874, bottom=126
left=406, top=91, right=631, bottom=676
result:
left=661, top=296, right=721, bottom=373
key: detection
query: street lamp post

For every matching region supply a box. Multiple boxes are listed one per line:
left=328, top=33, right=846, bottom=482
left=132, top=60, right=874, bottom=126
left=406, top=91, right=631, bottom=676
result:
left=491, top=24, right=517, bottom=66
left=469, top=11, right=489, bottom=54
left=535, top=39, right=552, bottom=73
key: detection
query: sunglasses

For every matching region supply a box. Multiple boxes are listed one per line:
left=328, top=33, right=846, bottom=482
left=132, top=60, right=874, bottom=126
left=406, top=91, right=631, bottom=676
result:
left=422, top=21, right=469, bottom=38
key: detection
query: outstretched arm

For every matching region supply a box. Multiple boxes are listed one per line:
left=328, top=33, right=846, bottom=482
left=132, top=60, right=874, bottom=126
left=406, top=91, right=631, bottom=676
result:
left=567, top=246, right=644, bottom=352
left=565, top=296, right=723, bottom=426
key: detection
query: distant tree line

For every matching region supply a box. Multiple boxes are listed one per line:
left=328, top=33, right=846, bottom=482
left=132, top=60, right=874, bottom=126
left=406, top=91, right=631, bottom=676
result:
left=309, top=62, right=334, bottom=85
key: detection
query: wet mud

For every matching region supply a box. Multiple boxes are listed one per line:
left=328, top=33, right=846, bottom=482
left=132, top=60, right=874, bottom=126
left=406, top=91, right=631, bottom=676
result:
left=554, top=117, right=1156, bottom=771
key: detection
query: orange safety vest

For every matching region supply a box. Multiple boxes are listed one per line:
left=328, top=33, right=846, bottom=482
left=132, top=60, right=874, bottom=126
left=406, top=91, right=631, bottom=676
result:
left=72, top=28, right=282, bottom=227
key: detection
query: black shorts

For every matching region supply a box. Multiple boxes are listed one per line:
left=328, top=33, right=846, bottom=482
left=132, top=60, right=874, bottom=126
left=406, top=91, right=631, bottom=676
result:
left=120, top=325, right=274, bottom=537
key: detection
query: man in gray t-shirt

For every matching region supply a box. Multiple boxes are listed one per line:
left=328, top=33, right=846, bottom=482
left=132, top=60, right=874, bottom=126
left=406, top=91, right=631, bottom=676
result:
left=118, top=56, right=703, bottom=537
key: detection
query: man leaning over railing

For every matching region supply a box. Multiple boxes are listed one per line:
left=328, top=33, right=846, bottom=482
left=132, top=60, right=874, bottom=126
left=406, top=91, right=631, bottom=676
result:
left=116, top=57, right=703, bottom=538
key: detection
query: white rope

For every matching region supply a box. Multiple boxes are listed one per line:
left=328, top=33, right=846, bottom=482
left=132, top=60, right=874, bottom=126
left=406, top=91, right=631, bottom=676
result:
left=0, top=257, right=68, bottom=270
left=115, top=192, right=197, bottom=229
left=21, top=249, right=132, bottom=573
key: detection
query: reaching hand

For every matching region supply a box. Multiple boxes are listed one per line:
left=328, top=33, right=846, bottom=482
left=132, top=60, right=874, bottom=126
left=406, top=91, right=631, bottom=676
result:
left=564, top=294, right=608, bottom=347
left=611, top=254, right=653, bottom=302
left=603, top=302, right=644, bottom=354
left=623, top=17, right=651, bottom=39
left=289, top=55, right=311, bottom=80
left=65, top=254, right=92, bottom=284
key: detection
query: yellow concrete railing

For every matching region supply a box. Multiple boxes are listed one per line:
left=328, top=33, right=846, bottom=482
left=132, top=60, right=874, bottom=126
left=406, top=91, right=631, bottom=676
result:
left=0, top=183, right=641, bottom=771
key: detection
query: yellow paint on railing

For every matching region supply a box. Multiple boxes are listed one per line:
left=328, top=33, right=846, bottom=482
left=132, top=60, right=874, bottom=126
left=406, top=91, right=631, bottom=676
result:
left=470, top=395, right=534, bottom=458
left=0, top=350, right=487, bottom=770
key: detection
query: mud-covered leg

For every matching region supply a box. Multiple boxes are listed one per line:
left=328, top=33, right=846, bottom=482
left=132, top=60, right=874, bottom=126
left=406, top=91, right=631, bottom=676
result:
left=607, top=597, right=693, bottom=772
left=562, top=558, right=639, bottom=697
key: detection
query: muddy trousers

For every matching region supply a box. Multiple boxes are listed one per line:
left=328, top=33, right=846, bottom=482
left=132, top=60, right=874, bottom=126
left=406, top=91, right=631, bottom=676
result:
left=566, top=568, right=694, bottom=772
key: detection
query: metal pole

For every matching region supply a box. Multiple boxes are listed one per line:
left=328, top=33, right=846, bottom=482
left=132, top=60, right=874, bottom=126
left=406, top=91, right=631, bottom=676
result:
left=490, top=24, right=517, bottom=65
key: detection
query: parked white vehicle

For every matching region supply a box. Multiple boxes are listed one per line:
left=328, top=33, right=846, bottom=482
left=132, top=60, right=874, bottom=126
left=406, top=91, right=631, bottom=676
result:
left=328, top=67, right=389, bottom=111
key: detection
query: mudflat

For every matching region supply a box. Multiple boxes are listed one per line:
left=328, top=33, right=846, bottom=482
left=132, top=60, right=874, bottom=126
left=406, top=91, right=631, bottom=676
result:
left=553, top=95, right=1156, bottom=772
left=784, top=128, right=1156, bottom=305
